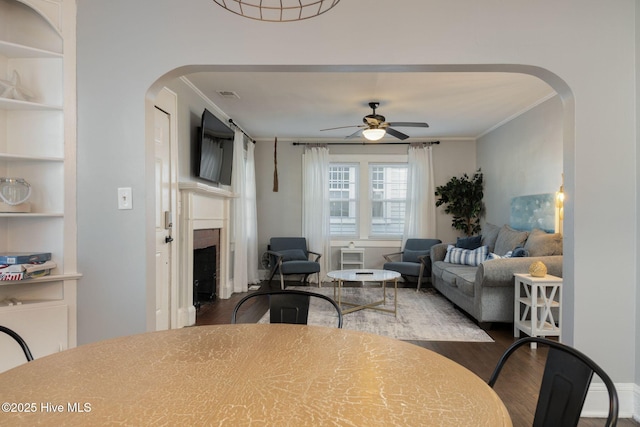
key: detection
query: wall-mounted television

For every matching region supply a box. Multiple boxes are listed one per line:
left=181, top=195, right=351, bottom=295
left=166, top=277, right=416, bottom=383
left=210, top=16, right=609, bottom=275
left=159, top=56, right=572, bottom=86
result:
left=195, top=109, right=234, bottom=185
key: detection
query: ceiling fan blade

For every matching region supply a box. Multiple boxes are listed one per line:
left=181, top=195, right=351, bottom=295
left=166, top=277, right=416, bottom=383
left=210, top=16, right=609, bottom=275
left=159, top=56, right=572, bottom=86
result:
left=346, top=129, right=363, bottom=139
left=386, top=127, right=410, bottom=140
left=320, top=125, right=362, bottom=131
left=387, top=122, right=429, bottom=128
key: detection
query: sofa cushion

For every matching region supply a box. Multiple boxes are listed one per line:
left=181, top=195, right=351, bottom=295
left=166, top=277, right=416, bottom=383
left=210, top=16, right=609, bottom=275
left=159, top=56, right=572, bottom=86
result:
left=481, top=223, right=501, bottom=252
left=441, top=269, right=459, bottom=286
left=494, top=225, right=529, bottom=256
left=524, top=228, right=563, bottom=256
left=456, top=235, right=482, bottom=250
left=431, top=260, right=448, bottom=278
left=444, top=245, right=488, bottom=266
left=441, top=265, right=477, bottom=296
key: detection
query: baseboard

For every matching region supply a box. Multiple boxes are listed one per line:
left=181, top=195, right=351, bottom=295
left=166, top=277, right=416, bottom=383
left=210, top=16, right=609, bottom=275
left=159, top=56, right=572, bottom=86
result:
left=178, top=306, right=196, bottom=327
left=581, top=382, right=635, bottom=419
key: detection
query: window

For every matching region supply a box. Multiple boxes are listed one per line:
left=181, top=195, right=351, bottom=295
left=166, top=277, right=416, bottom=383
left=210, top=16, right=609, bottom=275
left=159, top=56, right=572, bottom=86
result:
left=329, top=164, right=358, bottom=235
left=370, top=164, right=407, bottom=236
left=329, top=156, right=407, bottom=239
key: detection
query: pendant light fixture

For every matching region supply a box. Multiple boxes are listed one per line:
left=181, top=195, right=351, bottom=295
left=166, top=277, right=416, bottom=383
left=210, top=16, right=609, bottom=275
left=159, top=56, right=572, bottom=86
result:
left=213, top=0, right=341, bottom=22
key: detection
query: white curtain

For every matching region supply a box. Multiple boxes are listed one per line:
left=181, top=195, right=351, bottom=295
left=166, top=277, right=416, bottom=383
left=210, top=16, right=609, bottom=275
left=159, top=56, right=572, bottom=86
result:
left=403, top=144, right=436, bottom=241
left=245, top=142, right=259, bottom=285
left=302, top=146, right=331, bottom=284
left=231, top=130, right=259, bottom=293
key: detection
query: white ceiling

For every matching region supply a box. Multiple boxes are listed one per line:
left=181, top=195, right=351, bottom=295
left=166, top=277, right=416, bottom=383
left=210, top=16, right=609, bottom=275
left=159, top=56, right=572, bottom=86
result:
left=183, top=70, right=556, bottom=143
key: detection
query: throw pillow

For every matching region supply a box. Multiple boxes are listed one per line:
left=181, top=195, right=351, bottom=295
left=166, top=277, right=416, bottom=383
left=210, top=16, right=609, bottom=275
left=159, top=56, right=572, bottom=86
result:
left=277, top=249, right=308, bottom=261
left=481, top=223, right=500, bottom=253
left=494, top=225, right=529, bottom=256
left=403, top=249, right=430, bottom=263
left=511, top=246, right=529, bottom=257
left=524, top=228, right=563, bottom=256
left=444, top=245, right=488, bottom=266
left=456, top=235, right=483, bottom=250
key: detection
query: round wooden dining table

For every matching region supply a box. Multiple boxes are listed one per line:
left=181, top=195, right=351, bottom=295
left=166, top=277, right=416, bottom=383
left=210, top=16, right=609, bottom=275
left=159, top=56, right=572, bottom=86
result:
left=0, top=324, right=511, bottom=426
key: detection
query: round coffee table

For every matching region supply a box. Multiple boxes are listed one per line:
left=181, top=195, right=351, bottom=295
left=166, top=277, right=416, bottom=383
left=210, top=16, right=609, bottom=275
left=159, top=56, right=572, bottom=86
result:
left=327, top=269, right=401, bottom=316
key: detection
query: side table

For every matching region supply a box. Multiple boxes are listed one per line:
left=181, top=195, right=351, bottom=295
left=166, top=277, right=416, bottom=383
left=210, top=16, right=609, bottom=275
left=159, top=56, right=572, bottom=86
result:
left=340, top=247, right=365, bottom=270
left=513, top=273, right=562, bottom=349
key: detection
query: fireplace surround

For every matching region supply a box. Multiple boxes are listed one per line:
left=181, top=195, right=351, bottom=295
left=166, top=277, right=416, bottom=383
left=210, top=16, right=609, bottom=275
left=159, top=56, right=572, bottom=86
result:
left=179, top=182, right=236, bottom=327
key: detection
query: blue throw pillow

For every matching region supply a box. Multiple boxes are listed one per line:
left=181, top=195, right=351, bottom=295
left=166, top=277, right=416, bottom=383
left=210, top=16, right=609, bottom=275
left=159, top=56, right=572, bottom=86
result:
left=512, top=246, right=529, bottom=257
left=456, top=235, right=483, bottom=250
left=402, top=249, right=430, bottom=263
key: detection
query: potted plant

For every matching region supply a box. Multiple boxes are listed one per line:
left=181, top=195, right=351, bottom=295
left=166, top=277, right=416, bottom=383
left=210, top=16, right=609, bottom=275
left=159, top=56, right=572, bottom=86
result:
left=435, top=169, right=484, bottom=236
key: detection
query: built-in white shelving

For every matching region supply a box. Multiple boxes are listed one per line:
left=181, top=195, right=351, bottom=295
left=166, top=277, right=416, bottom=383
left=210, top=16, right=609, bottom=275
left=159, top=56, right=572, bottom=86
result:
left=0, top=0, right=77, bottom=373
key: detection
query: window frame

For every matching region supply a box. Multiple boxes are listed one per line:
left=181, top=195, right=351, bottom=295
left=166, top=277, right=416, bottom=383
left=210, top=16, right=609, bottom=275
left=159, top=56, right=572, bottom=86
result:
left=329, top=154, right=408, bottom=241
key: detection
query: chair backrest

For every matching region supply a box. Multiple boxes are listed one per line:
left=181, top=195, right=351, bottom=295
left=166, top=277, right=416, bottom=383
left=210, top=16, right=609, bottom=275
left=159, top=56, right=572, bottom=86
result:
left=0, top=325, right=34, bottom=362
left=488, top=337, right=618, bottom=427
left=402, top=238, right=442, bottom=262
left=270, top=237, right=309, bottom=254
left=232, top=290, right=343, bottom=328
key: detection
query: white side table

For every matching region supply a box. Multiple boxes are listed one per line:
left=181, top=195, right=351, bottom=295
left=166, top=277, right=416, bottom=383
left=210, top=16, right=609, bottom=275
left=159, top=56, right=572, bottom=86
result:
left=340, top=247, right=365, bottom=270
left=513, top=273, right=562, bottom=349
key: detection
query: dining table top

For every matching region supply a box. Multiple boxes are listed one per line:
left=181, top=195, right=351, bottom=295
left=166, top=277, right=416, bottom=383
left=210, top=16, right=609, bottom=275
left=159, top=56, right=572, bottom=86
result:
left=0, top=323, right=511, bottom=426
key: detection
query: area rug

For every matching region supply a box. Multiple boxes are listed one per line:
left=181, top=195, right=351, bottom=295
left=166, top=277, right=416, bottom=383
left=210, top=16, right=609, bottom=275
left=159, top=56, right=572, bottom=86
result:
left=259, top=286, right=493, bottom=342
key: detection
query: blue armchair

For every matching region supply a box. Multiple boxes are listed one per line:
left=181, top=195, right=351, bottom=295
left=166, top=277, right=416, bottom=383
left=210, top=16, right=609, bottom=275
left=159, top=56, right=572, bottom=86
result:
left=267, top=237, right=321, bottom=290
left=383, top=238, right=441, bottom=291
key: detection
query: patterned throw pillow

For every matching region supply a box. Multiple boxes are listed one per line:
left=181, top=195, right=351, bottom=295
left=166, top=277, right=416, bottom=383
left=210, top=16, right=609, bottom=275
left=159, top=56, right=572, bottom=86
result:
left=444, top=245, right=488, bottom=266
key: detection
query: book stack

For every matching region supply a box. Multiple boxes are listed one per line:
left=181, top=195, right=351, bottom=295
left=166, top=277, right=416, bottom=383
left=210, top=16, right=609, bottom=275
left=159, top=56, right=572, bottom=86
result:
left=0, top=252, right=55, bottom=281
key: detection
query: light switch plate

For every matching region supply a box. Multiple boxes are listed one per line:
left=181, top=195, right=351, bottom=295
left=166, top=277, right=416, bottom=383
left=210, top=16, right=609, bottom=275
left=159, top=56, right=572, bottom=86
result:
left=118, top=187, right=132, bottom=210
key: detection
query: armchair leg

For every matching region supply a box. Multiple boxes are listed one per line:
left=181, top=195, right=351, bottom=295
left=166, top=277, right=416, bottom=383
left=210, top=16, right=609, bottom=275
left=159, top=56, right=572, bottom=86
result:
left=280, top=274, right=285, bottom=290
left=417, top=264, right=425, bottom=292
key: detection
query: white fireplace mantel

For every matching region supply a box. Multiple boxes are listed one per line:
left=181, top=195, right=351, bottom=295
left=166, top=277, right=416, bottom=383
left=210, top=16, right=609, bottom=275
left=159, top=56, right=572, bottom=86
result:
left=178, top=182, right=237, bottom=327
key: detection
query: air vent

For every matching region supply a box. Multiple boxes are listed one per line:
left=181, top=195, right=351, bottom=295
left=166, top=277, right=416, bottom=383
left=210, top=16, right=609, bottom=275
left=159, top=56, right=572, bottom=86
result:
left=217, top=90, right=240, bottom=99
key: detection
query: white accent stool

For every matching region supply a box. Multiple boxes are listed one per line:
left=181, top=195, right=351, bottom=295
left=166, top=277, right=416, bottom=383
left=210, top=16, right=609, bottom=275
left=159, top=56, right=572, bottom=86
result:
left=513, top=273, right=562, bottom=349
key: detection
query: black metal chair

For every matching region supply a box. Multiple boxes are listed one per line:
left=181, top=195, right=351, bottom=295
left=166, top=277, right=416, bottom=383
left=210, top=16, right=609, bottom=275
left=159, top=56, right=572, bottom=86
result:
left=267, top=237, right=321, bottom=289
left=382, top=238, right=441, bottom=291
left=231, top=289, right=343, bottom=328
left=0, top=325, right=34, bottom=362
left=488, top=337, right=618, bottom=427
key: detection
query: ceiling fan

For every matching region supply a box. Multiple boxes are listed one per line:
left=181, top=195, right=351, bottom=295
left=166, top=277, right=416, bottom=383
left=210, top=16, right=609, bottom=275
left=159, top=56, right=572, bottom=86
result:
left=320, top=102, right=429, bottom=141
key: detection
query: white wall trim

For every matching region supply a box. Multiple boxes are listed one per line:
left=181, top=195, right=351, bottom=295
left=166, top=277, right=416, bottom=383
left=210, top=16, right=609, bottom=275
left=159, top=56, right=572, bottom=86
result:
left=581, top=382, right=635, bottom=420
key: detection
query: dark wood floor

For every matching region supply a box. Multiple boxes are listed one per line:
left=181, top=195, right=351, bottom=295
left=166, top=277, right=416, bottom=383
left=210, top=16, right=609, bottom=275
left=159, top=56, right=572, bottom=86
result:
left=196, top=281, right=636, bottom=427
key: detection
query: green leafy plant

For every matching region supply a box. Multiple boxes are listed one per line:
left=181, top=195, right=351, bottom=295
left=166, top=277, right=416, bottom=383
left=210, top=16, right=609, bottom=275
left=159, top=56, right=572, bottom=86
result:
left=435, top=169, right=484, bottom=236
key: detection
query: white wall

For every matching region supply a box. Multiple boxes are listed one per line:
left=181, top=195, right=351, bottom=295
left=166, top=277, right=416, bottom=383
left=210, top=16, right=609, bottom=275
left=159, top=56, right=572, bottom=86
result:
left=76, top=0, right=637, bottom=397
left=478, top=96, right=563, bottom=226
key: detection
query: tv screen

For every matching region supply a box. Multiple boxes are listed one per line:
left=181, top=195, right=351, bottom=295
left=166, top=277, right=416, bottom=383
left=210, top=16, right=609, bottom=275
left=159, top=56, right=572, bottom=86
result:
left=196, top=109, right=234, bottom=185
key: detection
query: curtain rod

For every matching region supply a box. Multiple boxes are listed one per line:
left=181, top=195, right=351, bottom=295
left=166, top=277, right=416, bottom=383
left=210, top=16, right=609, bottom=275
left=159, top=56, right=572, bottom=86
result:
left=228, top=119, right=256, bottom=144
left=292, top=141, right=440, bottom=146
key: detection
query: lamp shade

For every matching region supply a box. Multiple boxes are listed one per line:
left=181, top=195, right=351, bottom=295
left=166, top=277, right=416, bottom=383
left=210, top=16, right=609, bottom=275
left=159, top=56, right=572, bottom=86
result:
left=213, top=0, right=341, bottom=22
left=362, top=128, right=386, bottom=141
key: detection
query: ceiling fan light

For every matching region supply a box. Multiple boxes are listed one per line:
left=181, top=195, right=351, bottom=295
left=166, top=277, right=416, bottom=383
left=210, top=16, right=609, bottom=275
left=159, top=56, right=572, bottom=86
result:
left=362, top=128, right=386, bottom=141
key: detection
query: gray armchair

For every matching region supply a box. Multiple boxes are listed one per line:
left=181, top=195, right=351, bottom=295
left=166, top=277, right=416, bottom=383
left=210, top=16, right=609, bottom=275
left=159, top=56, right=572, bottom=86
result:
left=383, top=238, right=441, bottom=291
left=267, top=237, right=321, bottom=290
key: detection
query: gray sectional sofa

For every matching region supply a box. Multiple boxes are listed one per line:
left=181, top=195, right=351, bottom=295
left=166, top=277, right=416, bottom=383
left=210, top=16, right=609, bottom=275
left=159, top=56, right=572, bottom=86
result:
left=430, top=224, right=563, bottom=326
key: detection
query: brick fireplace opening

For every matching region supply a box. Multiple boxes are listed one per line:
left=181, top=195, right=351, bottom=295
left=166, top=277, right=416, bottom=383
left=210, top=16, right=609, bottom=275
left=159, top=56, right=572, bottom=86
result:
left=193, top=228, right=220, bottom=310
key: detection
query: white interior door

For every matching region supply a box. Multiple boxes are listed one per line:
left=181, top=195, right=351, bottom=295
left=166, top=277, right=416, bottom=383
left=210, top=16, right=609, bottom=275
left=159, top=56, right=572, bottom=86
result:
left=154, top=88, right=178, bottom=331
